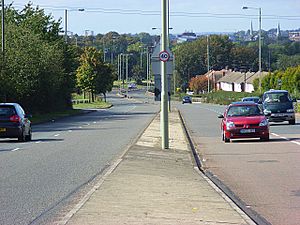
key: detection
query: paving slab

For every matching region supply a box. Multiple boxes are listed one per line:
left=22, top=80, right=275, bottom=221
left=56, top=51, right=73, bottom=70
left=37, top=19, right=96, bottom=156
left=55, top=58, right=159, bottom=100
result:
left=59, top=111, right=255, bottom=225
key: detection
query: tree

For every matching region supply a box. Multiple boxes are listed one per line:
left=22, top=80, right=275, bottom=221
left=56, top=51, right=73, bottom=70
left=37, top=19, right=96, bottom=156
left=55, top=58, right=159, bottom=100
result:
left=0, top=4, right=77, bottom=112
left=76, top=47, right=115, bottom=101
left=189, top=75, right=208, bottom=94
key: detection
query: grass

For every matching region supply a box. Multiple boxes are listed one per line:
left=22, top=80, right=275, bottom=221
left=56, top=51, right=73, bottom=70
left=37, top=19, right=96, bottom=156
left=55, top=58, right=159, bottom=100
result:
left=31, top=109, right=84, bottom=124
left=72, top=100, right=112, bottom=109
left=31, top=101, right=112, bottom=124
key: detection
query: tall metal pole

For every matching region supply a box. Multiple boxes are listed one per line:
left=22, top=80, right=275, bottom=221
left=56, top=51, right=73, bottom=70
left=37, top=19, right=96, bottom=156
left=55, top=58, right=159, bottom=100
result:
left=207, top=35, right=210, bottom=93
left=64, top=9, right=68, bottom=43
left=126, top=54, right=129, bottom=97
left=258, top=7, right=262, bottom=92
left=161, top=0, right=169, bottom=149
left=146, top=48, right=149, bottom=93
left=103, top=38, right=106, bottom=62
left=122, top=54, right=125, bottom=90
left=1, top=0, right=4, bottom=56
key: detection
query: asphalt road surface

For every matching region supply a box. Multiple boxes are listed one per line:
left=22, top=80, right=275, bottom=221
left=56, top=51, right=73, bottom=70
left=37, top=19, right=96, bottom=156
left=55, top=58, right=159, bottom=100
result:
left=0, top=90, right=159, bottom=225
left=178, top=102, right=300, bottom=225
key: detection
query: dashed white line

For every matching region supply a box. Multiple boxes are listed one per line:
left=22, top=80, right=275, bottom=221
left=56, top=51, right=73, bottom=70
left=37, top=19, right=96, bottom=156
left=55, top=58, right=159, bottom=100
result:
left=11, top=148, right=20, bottom=152
left=271, top=133, right=300, bottom=146
left=271, top=133, right=279, bottom=137
left=291, top=141, right=300, bottom=146
left=54, top=134, right=60, bottom=137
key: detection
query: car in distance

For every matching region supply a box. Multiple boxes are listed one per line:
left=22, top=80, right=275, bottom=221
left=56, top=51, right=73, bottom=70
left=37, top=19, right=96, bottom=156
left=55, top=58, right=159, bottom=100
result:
left=182, top=96, right=192, bottom=104
left=242, top=96, right=261, bottom=104
left=0, top=103, right=32, bottom=141
left=262, top=90, right=296, bottom=125
left=218, top=102, right=269, bottom=142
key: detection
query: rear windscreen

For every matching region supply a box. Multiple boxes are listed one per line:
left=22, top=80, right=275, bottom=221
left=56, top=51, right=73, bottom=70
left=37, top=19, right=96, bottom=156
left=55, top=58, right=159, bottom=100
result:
left=0, top=106, right=16, bottom=117
left=263, top=92, right=290, bottom=103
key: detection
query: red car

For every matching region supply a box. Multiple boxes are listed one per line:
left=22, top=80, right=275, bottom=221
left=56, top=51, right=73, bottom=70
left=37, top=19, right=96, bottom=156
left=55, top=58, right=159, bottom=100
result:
left=218, top=102, right=269, bottom=142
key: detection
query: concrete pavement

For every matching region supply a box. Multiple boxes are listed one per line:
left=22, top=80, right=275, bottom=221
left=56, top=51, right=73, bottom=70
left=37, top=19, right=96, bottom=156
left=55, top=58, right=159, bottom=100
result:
left=57, top=110, right=256, bottom=225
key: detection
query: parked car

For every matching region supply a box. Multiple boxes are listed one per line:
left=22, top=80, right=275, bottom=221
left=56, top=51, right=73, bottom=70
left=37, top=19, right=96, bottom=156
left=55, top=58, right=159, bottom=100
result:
left=262, top=89, right=296, bottom=125
left=182, top=96, right=192, bottom=104
left=242, top=96, right=261, bottom=104
left=218, top=102, right=269, bottom=142
left=0, top=103, right=32, bottom=141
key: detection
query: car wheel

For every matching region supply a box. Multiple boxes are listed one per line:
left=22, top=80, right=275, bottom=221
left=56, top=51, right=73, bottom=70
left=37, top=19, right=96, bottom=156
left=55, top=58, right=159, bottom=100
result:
left=25, top=128, right=32, bottom=141
left=223, top=131, right=230, bottom=143
left=289, top=119, right=296, bottom=125
left=18, top=129, right=26, bottom=142
left=260, top=135, right=270, bottom=141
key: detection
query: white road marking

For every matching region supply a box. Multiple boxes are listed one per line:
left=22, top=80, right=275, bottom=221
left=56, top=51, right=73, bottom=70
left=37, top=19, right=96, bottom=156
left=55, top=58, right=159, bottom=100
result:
left=54, top=134, right=60, bottom=137
left=68, top=130, right=72, bottom=132
left=11, top=148, right=20, bottom=152
left=35, top=141, right=42, bottom=144
left=271, top=133, right=300, bottom=147
left=291, top=141, right=300, bottom=146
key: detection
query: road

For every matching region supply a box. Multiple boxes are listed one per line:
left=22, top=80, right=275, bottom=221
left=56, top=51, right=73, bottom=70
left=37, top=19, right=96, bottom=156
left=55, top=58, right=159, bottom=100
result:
left=178, top=102, right=300, bottom=225
left=0, top=89, right=159, bottom=225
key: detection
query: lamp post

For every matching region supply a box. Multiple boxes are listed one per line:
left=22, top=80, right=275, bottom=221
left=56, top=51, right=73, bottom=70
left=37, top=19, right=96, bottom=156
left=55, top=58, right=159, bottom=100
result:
left=243, top=6, right=262, bottom=92
left=207, top=35, right=210, bottom=93
left=64, top=8, right=84, bottom=43
left=1, top=0, right=5, bottom=59
left=161, top=0, right=169, bottom=149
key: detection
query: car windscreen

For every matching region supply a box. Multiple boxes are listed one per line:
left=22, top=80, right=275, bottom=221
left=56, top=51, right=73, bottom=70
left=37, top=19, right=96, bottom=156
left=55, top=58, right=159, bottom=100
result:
left=263, top=92, right=290, bottom=103
left=0, top=106, right=16, bottom=117
left=227, top=105, right=262, bottom=117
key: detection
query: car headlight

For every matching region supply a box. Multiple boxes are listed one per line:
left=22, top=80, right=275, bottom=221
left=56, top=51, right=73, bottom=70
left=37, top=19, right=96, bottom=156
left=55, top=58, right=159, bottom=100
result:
left=287, top=109, right=294, bottom=113
left=226, top=121, right=235, bottom=130
left=259, top=119, right=269, bottom=127
left=263, top=109, right=272, bottom=114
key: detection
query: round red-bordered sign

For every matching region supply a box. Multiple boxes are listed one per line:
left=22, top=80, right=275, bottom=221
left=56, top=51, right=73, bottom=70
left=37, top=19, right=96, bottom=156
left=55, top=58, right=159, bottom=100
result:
left=159, top=50, right=170, bottom=62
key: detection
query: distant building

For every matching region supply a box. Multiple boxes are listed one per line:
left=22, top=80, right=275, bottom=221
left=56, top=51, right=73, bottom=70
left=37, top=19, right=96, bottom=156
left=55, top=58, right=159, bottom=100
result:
left=217, top=71, right=269, bottom=93
left=289, top=31, right=300, bottom=42
left=177, top=31, right=198, bottom=43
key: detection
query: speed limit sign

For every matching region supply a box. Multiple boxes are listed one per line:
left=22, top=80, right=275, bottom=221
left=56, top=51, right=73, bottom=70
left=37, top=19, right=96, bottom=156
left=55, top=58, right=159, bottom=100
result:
left=159, top=50, right=170, bottom=62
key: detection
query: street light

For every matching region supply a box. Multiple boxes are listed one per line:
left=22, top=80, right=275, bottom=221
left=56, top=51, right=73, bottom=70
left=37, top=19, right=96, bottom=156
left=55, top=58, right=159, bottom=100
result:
left=1, top=0, right=5, bottom=59
left=64, top=8, right=85, bottom=43
left=243, top=6, right=262, bottom=92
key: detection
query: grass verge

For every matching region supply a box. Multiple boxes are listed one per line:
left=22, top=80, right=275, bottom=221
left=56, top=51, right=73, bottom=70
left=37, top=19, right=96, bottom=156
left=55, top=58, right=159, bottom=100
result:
left=31, top=109, right=84, bottom=124
left=31, top=101, right=112, bottom=124
left=72, top=101, right=112, bottom=110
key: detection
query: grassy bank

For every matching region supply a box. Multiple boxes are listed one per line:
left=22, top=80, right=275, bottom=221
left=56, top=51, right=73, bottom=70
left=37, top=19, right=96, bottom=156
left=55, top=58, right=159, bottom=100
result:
left=72, top=101, right=112, bottom=109
left=31, top=100, right=112, bottom=124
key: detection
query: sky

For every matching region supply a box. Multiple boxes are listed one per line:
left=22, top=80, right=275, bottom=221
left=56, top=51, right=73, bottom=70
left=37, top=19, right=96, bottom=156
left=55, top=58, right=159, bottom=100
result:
left=8, top=0, right=300, bottom=35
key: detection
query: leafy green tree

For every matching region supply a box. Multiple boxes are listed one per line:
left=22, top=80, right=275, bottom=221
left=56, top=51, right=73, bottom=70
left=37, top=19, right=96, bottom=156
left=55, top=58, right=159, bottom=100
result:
left=76, top=47, right=115, bottom=101
left=1, top=4, right=77, bottom=112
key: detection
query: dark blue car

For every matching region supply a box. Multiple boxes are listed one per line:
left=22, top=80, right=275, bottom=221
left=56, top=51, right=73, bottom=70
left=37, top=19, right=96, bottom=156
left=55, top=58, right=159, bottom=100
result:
left=0, top=103, right=32, bottom=141
left=182, top=96, right=192, bottom=104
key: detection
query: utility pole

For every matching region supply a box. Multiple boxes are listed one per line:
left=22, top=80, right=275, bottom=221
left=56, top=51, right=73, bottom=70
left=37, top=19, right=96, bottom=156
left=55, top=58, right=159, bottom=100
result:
left=146, top=48, right=149, bottom=94
left=103, top=38, right=106, bottom=62
left=258, top=7, right=262, bottom=92
left=64, top=9, right=68, bottom=43
left=1, top=0, right=4, bottom=55
left=126, top=54, right=129, bottom=98
left=161, top=0, right=169, bottom=149
left=207, top=35, right=210, bottom=93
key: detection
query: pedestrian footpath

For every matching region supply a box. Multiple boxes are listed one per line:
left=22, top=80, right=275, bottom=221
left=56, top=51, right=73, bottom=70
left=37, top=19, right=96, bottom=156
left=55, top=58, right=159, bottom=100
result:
left=59, top=110, right=256, bottom=225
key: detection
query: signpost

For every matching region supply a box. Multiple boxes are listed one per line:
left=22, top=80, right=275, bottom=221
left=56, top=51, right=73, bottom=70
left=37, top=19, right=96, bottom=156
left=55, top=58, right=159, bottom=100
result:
left=159, top=50, right=170, bottom=62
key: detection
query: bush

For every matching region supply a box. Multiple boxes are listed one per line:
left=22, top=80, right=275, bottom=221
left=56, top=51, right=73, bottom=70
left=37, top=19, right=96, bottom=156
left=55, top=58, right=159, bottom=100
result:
left=200, top=91, right=259, bottom=105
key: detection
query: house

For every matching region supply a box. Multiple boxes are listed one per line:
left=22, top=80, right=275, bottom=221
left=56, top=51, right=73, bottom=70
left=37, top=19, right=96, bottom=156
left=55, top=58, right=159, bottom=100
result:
left=216, top=71, right=269, bottom=93
left=205, top=70, right=229, bottom=90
